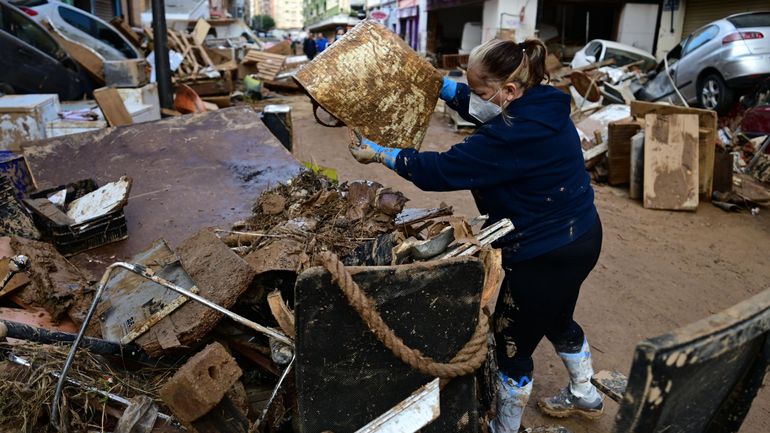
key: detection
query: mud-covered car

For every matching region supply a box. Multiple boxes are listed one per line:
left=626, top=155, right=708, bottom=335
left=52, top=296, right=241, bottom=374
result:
left=637, top=12, right=770, bottom=114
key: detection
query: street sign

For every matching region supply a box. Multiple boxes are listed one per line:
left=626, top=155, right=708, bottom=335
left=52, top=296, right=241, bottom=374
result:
left=370, top=10, right=389, bottom=20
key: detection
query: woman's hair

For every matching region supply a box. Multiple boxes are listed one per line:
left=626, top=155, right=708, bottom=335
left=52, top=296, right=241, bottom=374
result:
left=468, top=39, right=549, bottom=91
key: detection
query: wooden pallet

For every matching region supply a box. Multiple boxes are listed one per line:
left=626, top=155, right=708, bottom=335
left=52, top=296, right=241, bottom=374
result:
left=241, top=50, right=286, bottom=81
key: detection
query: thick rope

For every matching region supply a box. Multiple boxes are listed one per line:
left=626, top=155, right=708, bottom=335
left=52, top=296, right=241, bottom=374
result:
left=318, top=251, right=489, bottom=378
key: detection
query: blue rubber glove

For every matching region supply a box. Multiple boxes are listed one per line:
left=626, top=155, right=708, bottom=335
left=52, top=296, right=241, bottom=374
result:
left=440, top=76, right=458, bottom=102
left=349, top=131, right=400, bottom=169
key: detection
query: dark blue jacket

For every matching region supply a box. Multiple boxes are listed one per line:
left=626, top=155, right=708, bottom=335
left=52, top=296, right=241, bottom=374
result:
left=394, top=83, right=597, bottom=262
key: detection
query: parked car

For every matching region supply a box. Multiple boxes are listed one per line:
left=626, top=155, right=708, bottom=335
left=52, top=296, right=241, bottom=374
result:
left=12, top=0, right=141, bottom=60
left=571, top=39, right=657, bottom=71
left=637, top=12, right=770, bottom=114
left=0, top=0, right=88, bottom=99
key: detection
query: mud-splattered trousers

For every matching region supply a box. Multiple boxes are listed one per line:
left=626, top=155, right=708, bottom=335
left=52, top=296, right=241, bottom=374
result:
left=494, top=216, right=602, bottom=383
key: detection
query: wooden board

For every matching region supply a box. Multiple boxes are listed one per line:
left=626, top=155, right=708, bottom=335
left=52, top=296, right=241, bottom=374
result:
left=643, top=114, right=699, bottom=211
left=94, top=87, right=133, bottom=127
left=295, top=257, right=483, bottom=433
left=44, top=20, right=105, bottom=84
left=631, top=101, right=717, bottom=198
left=110, top=17, right=142, bottom=48
left=192, top=18, right=211, bottom=46
left=607, top=119, right=643, bottom=185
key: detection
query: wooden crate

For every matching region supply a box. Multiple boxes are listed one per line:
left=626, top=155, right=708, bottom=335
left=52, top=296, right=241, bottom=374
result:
left=607, top=119, right=642, bottom=185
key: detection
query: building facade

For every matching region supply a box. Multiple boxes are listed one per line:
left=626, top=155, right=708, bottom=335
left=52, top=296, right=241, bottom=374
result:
left=274, top=0, right=305, bottom=29
left=303, top=0, right=361, bottom=33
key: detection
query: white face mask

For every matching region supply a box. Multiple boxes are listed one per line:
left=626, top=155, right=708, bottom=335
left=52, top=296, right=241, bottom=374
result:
left=469, top=89, right=502, bottom=123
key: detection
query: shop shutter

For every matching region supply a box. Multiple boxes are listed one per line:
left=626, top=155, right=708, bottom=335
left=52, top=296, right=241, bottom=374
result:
left=682, top=0, right=768, bottom=37
left=93, top=0, right=116, bottom=22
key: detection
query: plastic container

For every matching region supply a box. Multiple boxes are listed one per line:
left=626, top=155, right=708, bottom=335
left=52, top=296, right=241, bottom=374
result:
left=25, top=179, right=128, bottom=256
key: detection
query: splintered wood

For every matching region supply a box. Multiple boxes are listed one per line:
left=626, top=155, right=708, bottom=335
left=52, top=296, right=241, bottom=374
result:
left=165, top=28, right=218, bottom=81
left=241, top=50, right=286, bottom=81
left=643, top=114, right=699, bottom=211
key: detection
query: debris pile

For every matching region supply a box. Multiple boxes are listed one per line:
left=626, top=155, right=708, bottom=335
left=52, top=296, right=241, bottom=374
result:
left=0, top=163, right=511, bottom=432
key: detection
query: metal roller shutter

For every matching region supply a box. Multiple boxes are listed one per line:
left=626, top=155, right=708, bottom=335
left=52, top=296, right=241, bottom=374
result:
left=93, top=0, right=115, bottom=22
left=683, top=0, right=769, bottom=36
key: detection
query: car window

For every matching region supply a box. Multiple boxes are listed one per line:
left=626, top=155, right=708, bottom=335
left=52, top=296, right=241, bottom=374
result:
left=682, top=25, right=719, bottom=57
left=585, top=41, right=602, bottom=58
left=728, top=12, right=770, bottom=28
left=603, top=48, right=656, bottom=70
left=4, top=4, right=64, bottom=60
left=58, top=5, right=137, bottom=58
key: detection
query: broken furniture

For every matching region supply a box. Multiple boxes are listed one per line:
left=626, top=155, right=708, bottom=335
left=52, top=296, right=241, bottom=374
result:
left=0, top=94, right=60, bottom=151
left=591, top=287, right=770, bottom=432
left=295, top=257, right=485, bottom=433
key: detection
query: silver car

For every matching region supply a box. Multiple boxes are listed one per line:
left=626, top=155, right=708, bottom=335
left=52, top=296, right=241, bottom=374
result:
left=638, top=11, right=770, bottom=114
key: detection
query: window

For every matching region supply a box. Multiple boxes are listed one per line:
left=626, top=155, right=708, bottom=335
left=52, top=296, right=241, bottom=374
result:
left=5, top=4, right=64, bottom=60
left=728, top=12, right=770, bottom=28
left=57, top=5, right=137, bottom=58
left=682, top=25, right=719, bottom=57
left=584, top=41, right=602, bottom=59
left=604, top=48, right=656, bottom=71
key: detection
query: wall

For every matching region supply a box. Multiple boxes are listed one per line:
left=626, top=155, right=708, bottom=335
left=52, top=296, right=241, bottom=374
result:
left=654, top=0, right=686, bottom=59
left=481, top=0, right=537, bottom=43
left=617, top=3, right=659, bottom=53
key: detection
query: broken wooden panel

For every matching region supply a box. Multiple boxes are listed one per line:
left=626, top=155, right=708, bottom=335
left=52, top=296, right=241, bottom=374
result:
left=631, top=101, right=717, bottom=198
left=643, top=114, right=699, bottom=211
left=295, top=257, right=484, bottom=433
left=22, top=107, right=302, bottom=271
left=135, top=228, right=257, bottom=356
left=97, top=239, right=195, bottom=344
left=612, top=288, right=770, bottom=433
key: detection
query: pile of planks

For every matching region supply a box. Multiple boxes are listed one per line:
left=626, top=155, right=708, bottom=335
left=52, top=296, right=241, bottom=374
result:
left=144, top=26, right=217, bottom=81
left=241, top=50, right=286, bottom=81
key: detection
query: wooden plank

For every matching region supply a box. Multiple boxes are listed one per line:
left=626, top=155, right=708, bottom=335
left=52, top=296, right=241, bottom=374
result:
left=192, top=18, right=211, bottom=46
left=592, top=370, right=627, bottom=403
left=643, top=114, right=699, bottom=211
left=110, top=17, right=142, bottom=48
left=631, top=101, right=717, bottom=197
left=93, top=87, right=133, bottom=127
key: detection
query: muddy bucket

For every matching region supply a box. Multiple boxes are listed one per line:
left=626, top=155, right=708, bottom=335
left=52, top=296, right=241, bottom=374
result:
left=294, top=20, right=442, bottom=150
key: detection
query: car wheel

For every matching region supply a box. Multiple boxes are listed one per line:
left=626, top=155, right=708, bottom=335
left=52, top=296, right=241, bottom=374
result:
left=699, top=73, right=734, bottom=115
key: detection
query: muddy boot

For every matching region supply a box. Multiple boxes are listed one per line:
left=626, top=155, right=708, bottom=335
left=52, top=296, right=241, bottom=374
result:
left=538, top=338, right=603, bottom=419
left=489, top=372, right=532, bottom=433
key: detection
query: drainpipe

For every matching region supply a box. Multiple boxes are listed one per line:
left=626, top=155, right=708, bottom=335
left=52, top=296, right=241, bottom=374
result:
left=151, top=0, right=173, bottom=109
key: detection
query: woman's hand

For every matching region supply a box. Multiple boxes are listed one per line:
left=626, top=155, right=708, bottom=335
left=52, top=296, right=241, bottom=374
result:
left=440, top=76, right=458, bottom=102
left=348, top=130, right=400, bottom=169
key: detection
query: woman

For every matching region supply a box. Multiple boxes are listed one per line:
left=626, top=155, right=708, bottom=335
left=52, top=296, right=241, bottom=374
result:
left=348, top=39, right=604, bottom=432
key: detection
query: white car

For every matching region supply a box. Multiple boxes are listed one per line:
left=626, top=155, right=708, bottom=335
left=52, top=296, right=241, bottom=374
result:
left=13, top=0, right=141, bottom=60
left=571, top=39, right=656, bottom=71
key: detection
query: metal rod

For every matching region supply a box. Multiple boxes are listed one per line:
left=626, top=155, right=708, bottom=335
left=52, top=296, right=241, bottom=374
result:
left=52, top=262, right=292, bottom=431
left=151, top=0, right=173, bottom=109
left=746, top=136, right=770, bottom=173
left=256, top=356, right=295, bottom=427
left=9, top=354, right=180, bottom=427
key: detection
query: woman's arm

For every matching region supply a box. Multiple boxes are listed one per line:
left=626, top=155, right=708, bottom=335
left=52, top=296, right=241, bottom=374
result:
left=442, top=80, right=483, bottom=127
left=394, top=132, right=514, bottom=192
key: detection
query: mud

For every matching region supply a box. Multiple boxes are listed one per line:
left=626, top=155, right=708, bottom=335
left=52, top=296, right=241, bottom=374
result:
left=9, top=237, right=92, bottom=324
